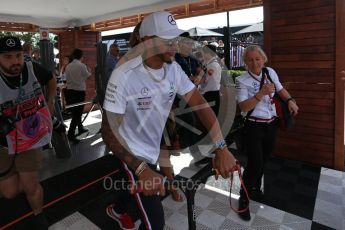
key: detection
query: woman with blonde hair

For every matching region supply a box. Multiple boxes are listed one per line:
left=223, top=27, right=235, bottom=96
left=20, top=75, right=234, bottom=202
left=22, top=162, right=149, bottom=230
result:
left=235, top=45, right=299, bottom=221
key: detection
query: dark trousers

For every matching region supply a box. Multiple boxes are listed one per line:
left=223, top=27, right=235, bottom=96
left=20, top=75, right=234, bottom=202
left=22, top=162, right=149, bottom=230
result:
left=191, top=90, right=220, bottom=148
left=175, top=97, right=199, bottom=149
left=242, top=119, right=279, bottom=192
left=65, top=89, right=86, bottom=136
left=113, top=158, right=165, bottom=230
left=203, top=90, right=220, bottom=116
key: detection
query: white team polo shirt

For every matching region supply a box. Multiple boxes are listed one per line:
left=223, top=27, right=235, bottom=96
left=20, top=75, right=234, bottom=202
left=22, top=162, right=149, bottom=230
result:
left=199, top=57, right=222, bottom=94
left=235, top=67, right=283, bottom=119
left=103, top=56, right=195, bottom=164
left=65, top=59, right=91, bottom=91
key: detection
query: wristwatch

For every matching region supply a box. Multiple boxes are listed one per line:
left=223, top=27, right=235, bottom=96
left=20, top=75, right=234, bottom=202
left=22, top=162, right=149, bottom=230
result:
left=215, top=139, right=227, bottom=151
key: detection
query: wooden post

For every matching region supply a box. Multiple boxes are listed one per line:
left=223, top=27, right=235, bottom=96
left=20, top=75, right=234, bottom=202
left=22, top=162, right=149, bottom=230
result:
left=335, top=0, right=345, bottom=170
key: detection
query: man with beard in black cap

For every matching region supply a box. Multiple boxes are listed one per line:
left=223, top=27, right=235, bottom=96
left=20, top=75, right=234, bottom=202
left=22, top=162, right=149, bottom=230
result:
left=0, top=36, right=56, bottom=229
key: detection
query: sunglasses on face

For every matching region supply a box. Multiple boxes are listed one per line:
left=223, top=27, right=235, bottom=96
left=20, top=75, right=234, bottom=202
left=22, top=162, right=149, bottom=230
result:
left=153, top=36, right=179, bottom=46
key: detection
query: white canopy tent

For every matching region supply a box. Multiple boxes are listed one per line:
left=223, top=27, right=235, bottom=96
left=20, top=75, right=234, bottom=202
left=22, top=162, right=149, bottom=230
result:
left=187, top=27, right=223, bottom=37
left=233, top=22, right=263, bottom=35
left=0, top=0, right=200, bottom=28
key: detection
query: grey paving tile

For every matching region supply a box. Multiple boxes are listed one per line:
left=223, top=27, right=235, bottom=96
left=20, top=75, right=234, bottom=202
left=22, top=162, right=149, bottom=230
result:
left=197, top=209, right=226, bottom=229
left=220, top=218, right=252, bottom=230
left=313, top=208, right=343, bottom=230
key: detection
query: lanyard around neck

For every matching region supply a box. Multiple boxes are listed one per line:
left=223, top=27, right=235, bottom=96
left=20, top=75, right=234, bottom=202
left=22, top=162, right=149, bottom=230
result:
left=18, top=75, right=24, bottom=99
left=248, top=71, right=261, bottom=83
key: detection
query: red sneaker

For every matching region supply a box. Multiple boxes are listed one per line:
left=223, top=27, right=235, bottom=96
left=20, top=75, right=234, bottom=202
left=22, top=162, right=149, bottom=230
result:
left=106, top=204, right=135, bottom=230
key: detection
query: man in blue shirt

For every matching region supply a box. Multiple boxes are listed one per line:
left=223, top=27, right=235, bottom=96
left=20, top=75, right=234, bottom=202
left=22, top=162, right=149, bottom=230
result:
left=105, top=43, right=120, bottom=82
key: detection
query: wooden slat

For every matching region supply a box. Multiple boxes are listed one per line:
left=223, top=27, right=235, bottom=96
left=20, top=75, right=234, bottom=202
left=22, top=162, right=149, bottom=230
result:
left=270, top=0, right=313, bottom=6
left=280, top=131, right=334, bottom=145
left=167, top=5, right=187, bottom=18
left=121, top=15, right=139, bottom=27
left=272, top=53, right=334, bottom=62
left=272, top=29, right=334, bottom=41
left=218, top=0, right=262, bottom=10
left=273, top=61, right=334, bottom=69
left=277, top=137, right=333, bottom=152
left=0, top=22, right=39, bottom=32
left=272, top=37, right=333, bottom=48
left=271, top=13, right=334, bottom=27
left=292, top=91, right=334, bottom=99
left=296, top=97, right=333, bottom=106
left=77, top=40, right=98, bottom=47
left=283, top=83, right=334, bottom=92
left=297, top=112, right=333, bottom=122
left=299, top=105, right=334, bottom=114
left=281, top=76, right=334, bottom=84
left=296, top=105, right=333, bottom=114
left=291, top=125, right=333, bottom=137
left=271, top=0, right=332, bottom=12
left=272, top=21, right=334, bottom=33
left=272, top=45, right=334, bottom=54
left=271, top=5, right=334, bottom=19
left=294, top=118, right=333, bottom=129
left=275, top=68, right=333, bottom=77
left=334, top=0, right=345, bottom=170
left=274, top=69, right=334, bottom=83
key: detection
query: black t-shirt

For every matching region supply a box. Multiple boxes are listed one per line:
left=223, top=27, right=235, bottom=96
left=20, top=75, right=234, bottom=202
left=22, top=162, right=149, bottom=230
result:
left=1, top=62, right=52, bottom=89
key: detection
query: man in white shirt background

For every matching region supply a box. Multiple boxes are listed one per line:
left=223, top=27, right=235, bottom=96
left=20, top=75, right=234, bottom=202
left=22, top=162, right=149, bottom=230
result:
left=65, top=48, right=91, bottom=143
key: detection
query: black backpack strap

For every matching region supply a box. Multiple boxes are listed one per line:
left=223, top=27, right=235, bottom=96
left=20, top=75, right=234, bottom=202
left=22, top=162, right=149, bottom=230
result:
left=262, top=67, right=273, bottom=84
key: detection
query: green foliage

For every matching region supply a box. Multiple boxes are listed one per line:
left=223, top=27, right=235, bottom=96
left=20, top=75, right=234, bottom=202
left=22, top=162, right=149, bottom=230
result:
left=221, top=69, right=245, bottom=85
left=220, top=69, right=245, bottom=85
left=230, top=70, right=245, bottom=78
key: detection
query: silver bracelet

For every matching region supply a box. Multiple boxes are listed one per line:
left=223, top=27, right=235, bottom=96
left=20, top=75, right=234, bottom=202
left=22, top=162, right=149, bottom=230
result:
left=135, top=161, right=148, bottom=176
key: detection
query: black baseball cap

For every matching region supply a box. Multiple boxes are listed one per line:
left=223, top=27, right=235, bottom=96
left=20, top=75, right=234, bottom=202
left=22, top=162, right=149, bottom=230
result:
left=0, top=36, right=23, bottom=53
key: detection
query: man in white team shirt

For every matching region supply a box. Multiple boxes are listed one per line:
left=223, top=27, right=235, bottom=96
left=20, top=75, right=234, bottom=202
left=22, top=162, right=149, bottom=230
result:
left=102, top=11, right=236, bottom=230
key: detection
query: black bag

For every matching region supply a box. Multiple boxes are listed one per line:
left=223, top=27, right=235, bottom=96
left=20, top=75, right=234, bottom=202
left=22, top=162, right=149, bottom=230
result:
left=262, top=68, right=294, bottom=131
left=230, top=114, right=248, bottom=154
left=228, top=73, right=266, bottom=154
left=272, top=94, right=294, bottom=130
left=0, top=115, right=16, bottom=147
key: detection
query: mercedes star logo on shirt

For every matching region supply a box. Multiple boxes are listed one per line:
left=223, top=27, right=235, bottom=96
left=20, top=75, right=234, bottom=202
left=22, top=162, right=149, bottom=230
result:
left=6, top=39, right=16, bottom=47
left=141, top=87, right=149, bottom=96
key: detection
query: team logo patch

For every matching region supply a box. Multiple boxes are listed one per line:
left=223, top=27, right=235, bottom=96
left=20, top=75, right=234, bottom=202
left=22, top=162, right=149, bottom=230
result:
left=252, top=81, right=259, bottom=91
left=168, top=15, right=176, bottom=25
left=6, top=38, right=16, bottom=47
left=23, top=114, right=40, bottom=138
left=141, top=87, right=149, bottom=96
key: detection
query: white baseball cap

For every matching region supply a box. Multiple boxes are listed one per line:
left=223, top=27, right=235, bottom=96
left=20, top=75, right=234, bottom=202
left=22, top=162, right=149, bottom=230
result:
left=139, top=11, right=185, bottom=39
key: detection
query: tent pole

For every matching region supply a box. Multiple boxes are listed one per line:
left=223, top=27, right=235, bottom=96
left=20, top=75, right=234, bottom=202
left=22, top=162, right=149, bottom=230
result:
left=224, top=11, right=231, bottom=70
